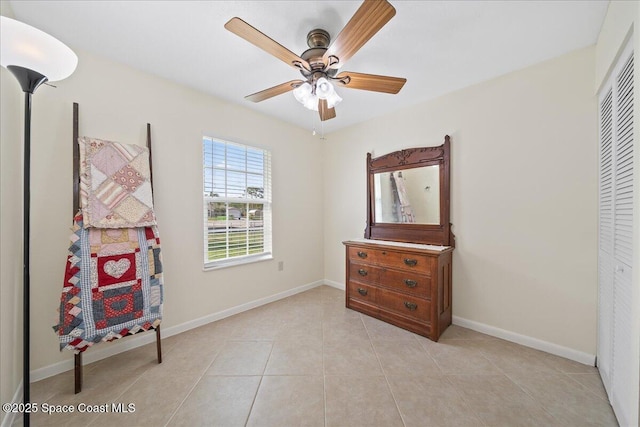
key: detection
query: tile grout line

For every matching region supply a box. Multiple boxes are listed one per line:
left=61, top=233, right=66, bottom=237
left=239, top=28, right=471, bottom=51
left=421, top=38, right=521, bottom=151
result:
left=500, top=370, right=565, bottom=424
left=322, top=298, right=327, bottom=427
left=242, top=340, right=275, bottom=427
left=85, top=350, right=159, bottom=426
left=526, top=368, right=614, bottom=418
left=469, top=341, right=563, bottom=424
left=161, top=340, right=228, bottom=427
left=243, top=375, right=265, bottom=427
left=440, top=367, right=490, bottom=427
left=361, top=315, right=407, bottom=427
left=563, top=372, right=611, bottom=402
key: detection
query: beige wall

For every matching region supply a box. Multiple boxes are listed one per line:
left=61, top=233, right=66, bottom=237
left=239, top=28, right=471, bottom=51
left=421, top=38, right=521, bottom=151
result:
left=0, top=2, right=24, bottom=422
left=594, top=2, right=640, bottom=426
left=324, top=46, right=598, bottom=355
left=19, top=48, right=324, bottom=372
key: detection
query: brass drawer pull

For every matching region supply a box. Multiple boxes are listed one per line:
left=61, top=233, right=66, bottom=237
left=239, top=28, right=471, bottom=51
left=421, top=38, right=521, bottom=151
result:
left=404, top=258, right=418, bottom=266
left=357, top=251, right=367, bottom=259
left=404, top=301, right=418, bottom=311
left=357, top=288, right=368, bottom=296
left=404, top=279, right=417, bottom=288
left=358, top=269, right=368, bottom=276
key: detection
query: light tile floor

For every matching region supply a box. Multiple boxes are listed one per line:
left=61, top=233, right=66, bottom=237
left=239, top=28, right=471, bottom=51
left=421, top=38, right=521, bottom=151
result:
left=18, top=285, right=618, bottom=426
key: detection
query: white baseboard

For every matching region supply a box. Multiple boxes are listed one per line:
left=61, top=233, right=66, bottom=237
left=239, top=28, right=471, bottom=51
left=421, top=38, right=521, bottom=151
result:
left=1, top=380, right=22, bottom=427
left=452, top=315, right=596, bottom=366
left=30, top=280, right=326, bottom=382
left=323, top=279, right=345, bottom=290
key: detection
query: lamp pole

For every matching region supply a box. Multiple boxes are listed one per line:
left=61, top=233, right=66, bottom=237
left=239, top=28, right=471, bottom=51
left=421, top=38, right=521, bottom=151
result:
left=7, top=65, right=48, bottom=427
left=1, top=16, right=77, bottom=426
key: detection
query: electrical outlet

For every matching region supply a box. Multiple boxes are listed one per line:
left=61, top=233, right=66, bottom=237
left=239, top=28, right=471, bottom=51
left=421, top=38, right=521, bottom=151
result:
left=278, top=261, right=284, bottom=271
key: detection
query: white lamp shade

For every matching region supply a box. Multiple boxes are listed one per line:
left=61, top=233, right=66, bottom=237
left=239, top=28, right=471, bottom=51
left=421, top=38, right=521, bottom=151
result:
left=293, top=82, right=320, bottom=111
left=326, top=90, right=342, bottom=109
left=1, top=16, right=77, bottom=82
left=293, top=82, right=312, bottom=103
left=315, top=77, right=332, bottom=99
left=304, top=95, right=319, bottom=111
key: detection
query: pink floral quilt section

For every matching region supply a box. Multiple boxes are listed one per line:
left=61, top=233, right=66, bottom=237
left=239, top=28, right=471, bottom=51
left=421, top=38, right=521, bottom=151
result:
left=79, top=136, right=156, bottom=228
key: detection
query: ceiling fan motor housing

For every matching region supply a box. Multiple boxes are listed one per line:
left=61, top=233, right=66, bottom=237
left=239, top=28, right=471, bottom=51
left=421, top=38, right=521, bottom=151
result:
left=307, top=29, right=330, bottom=48
left=301, top=28, right=339, bottom=78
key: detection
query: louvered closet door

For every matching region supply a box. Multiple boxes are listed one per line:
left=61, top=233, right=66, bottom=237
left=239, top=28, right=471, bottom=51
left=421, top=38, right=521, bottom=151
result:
left=597, top=87, right=613, bottom=395
left=597, top=40, right=635, bottom=427
left=611, top=49, right=634, bottom=424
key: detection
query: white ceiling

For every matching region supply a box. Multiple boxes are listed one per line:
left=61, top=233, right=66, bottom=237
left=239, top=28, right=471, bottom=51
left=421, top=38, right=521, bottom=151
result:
left=8, top=0, right=609, bottom=134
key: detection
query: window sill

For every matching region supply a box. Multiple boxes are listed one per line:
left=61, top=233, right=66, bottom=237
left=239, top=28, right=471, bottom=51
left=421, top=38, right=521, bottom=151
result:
left=204, top=253, right=273, bottom=271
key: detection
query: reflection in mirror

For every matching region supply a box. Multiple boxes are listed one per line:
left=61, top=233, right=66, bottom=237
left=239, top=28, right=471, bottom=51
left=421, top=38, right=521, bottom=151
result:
left=374, top=165, right=440, bottom=224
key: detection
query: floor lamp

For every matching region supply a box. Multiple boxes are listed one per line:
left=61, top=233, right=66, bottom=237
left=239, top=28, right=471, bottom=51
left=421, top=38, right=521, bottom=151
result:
left=0, top=16, right=77, bottom=426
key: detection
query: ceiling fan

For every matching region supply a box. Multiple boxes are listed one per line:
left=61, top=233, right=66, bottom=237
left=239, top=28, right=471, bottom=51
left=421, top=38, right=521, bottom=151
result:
left=224, top=0, right=407, bottom=122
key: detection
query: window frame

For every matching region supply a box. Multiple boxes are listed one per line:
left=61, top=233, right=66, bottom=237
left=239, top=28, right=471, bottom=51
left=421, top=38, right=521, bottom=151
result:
left=202, top=135, right=272, bottom=270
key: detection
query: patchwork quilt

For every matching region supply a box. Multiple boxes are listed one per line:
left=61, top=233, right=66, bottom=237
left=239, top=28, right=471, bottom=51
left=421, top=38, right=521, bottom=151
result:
left=79, top=136, right=156, bottom=229
left=54, top=212, right=163, bottom=353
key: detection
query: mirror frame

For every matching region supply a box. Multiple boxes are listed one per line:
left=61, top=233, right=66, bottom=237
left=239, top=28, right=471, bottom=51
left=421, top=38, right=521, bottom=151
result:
left=365, top=135, right=454, bottom=246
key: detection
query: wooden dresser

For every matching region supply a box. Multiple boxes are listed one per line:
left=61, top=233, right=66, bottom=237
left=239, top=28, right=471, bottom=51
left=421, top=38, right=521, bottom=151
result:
left=344, top=239, right=453, bottom=341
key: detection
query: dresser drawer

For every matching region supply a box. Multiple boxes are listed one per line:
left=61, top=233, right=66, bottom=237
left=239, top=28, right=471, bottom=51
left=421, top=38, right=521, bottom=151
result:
left=348, top=262, right=380, bottom=284
left=347, top=281, right=377, bottom=304
left=377, top=288, right=430, bottom=322
left=379, top=268, right=431, bottom=298
left=348, top=246, right=430, bottom=272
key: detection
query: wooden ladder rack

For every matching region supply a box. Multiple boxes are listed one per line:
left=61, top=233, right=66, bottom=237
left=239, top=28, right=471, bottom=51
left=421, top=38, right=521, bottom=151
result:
left=72, top=102, right=162, bottom=393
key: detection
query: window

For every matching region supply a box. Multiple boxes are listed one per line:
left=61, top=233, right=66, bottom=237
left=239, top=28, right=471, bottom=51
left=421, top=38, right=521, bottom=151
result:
left=203, top=136, right=272, bottom=268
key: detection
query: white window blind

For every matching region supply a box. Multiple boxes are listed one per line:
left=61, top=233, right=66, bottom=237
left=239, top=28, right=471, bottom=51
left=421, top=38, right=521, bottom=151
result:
left=203, top=137, right=272, bottom=268
left=597, top=39, right=635, bottom=427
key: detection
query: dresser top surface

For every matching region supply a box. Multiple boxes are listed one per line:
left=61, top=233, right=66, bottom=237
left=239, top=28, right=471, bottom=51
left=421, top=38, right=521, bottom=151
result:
left=344, top=238, right=453, bottom=253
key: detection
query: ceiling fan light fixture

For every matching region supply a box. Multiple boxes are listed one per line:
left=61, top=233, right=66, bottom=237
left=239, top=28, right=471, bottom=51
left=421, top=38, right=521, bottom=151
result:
left=293, top=82, right=311, bottom=102
left=293, top=78, right=341, bottom=111
left=304, top=94, right=319, bottom=111
left=326, top=90, right=342, bottom=109
left=293, top=81, right=320, bottom=111
left=315, top=77, right=332, bottom=99
left=317, top=77, right=342, bottom=108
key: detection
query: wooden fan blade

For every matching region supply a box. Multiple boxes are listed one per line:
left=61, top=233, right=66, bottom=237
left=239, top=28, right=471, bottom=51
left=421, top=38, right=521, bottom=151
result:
left=335, top=71, right=406, bottom=94
left=319, top=99, right=336, bottom=121
left=246, top=80, right=305, bottom=103
left=225, top=17, right=310, bottom=71
left=323, top=0, right=396, bottom=68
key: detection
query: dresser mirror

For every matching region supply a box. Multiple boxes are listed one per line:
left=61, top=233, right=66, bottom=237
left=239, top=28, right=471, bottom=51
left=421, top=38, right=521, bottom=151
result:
left=366, top=135, right=453, bottom=246
left=373, top=165, right=441, bottom=224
